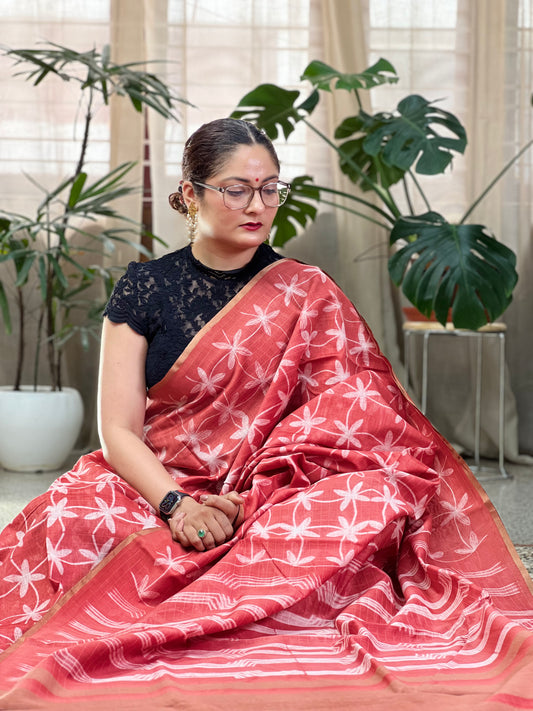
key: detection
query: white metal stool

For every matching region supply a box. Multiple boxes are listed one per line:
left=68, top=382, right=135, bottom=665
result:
left=402, top=321, right=509, bottom=478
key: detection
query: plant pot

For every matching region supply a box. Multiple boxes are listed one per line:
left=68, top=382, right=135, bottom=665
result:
left=0, top=386, right=84, bottom=472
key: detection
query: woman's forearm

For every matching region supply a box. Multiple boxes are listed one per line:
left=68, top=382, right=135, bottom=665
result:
left=101, top=425, right=182, bottom=512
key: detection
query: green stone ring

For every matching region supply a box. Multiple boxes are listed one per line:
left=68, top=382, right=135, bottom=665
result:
left=197, top=528, right=207, bottom=539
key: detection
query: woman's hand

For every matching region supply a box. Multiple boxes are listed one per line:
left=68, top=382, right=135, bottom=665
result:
left=168, top=495, right=240, bottom=551
left=201, top=491, right=245, bottom=529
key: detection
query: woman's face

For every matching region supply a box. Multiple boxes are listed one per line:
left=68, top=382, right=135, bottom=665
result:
left=184, top=143, right=280, bottom=269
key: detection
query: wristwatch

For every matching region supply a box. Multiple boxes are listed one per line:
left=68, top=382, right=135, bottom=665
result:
left=158, top=490, right=191, bottom=522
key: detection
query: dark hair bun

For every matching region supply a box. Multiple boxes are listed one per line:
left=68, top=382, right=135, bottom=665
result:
left=169, top=184, right=187, bottom=215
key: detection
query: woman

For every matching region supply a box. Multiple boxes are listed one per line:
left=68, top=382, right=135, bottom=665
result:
left=0, top=118, right=532, bottom=710
left=98, top=117, right=287, bottom=551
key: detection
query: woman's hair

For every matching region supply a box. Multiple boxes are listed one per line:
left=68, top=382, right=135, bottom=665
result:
left=169, top=118, right=280, bottom=215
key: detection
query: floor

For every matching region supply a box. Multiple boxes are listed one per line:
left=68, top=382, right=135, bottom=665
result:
left=0, top=453, right=532, bottom=578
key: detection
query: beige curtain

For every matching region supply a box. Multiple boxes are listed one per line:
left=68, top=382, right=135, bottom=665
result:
left=2, top=0, right=532, bottom=458
left=318, top=0, right=401, bottom=368
left=311, top=0, right=533, bottom=460
left=0, top=4, right=112, bottom=446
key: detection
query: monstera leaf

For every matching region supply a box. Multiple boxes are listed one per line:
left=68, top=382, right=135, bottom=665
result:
left=232, top=85, right=319, bottom=141
left=231, top=58, right=398, bottom=142
left=270, top=176, right=320, bottom=247
left=336, top=95, right=467, bottom=186
left=388, top=213, right=518, bottom=329
left=301, top=58, right=398, bottom=93
left=333, top=132, right=406, bottom=191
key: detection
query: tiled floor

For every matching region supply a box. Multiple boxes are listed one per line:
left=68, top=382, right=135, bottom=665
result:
left=1, top=453, right=532, bottom=577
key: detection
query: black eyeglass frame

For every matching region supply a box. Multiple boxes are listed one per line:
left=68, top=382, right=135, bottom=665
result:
left=192, top=180, right=291, bottom=210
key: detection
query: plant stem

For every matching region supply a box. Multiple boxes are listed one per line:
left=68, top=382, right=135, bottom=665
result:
left=405, top=170, right=432, bottom=213
left=33, top=307, right=44, bottom=391
left=312, top=197, right=391, bottom=229
left=74, top=86, right=93, bottom=179
left=402, top=176, right=415, bottom=215
left=310, top=184, right=396, bottom=224
left=302, top=118, right=401, bottom=218
left=14, top=286, right=24, bottom=391
left=460, top=138, right=533, bottom=223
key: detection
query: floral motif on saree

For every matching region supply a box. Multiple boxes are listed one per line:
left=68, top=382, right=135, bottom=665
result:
left=0, top=259, right=532, bottom=709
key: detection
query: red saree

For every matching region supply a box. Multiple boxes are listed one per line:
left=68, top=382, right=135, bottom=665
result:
left=0, top=258, right=532, bottom=710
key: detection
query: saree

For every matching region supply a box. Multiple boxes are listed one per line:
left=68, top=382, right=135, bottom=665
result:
left=0, top=258, right=532, bottom=710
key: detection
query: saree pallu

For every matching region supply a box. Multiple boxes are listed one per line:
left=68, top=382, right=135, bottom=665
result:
left=0, top=258, right=532, bottom=710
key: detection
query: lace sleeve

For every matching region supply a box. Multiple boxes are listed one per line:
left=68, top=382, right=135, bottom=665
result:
left=103, top=261, right=158, bottom=339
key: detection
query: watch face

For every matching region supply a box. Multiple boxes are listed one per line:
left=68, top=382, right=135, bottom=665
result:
left=160, top=491, right=181, bottom=515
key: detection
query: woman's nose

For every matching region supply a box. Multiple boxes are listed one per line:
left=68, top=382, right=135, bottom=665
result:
left=245, top=189, right=266, bottom=212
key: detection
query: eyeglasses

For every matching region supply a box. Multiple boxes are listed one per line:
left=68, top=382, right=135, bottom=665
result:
left=193, top=180, right=291, bottom=210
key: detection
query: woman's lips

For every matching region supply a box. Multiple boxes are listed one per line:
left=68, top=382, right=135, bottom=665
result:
left=241, top=222, right=262, bottom=231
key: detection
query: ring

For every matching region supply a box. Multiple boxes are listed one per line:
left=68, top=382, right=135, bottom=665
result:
left=197, top=529, right=207, bottom=539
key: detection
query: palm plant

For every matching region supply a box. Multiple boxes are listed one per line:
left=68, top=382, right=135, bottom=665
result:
left=0, top=43, right=187, bottom=390
left=232, top=59, right=529, bottom=330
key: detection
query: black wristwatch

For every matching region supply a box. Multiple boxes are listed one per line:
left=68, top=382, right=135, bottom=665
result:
left=159, top=490, right=191, bottom=522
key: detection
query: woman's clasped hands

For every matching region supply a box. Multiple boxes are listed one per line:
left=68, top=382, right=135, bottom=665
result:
left=167, top=491, right=244, bottom=551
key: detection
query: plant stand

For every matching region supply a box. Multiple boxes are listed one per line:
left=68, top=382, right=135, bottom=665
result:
left=402, top=321, right=509, bottom=479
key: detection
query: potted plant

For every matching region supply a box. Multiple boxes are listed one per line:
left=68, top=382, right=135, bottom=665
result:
left=231, top=59, right=530, bottom=331
left=0, top=43, right=185, bottom=471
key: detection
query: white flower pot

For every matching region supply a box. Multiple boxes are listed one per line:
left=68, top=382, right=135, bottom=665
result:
left=0, top=386, right=84, bottom=472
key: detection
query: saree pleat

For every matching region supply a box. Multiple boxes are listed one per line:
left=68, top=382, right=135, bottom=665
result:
left=0, top=259, right=531, bottom=709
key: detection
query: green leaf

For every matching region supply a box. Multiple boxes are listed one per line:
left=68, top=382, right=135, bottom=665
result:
left=48, top=254, right=69, bottom=290
left=68, top=172, right=88, bottom=207
left=302, top=58, right=398, bottom=93
left=38, top=256, right=48, bottom=300
left=341, top=95, right=467, bottom=177
left=14, top=254, right=35, bottom=286
left=336, top=134, right=406, bottom=191
left=4, top=43, right=189, bottom=121
left=270, top=176, right=320, bottom=247
left=388, top=213, right=518, bottom=329
left=0, top=281, right=12, bottom=334
left=231, top=84, right=319, bottom=140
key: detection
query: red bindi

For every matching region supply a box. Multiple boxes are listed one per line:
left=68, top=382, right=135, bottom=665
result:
left=255, top=178, right=259, bottom=182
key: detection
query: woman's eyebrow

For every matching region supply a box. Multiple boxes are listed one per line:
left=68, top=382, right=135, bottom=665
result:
left=221, top=174, right=279, bottom=184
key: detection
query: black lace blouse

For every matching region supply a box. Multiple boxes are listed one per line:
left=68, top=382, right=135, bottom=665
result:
left=103, top=243, right=283, bottom=388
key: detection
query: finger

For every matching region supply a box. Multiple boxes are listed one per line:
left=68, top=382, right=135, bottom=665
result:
left=231, top=504, right=244, bottom=528
left=200, top=495, right=236, bottom=519
left=180, top=526, right=207, bottom=551
left=191, top=525, right=215, bottom=550
left=206, top=509, right=235, bottom=540
left=224, top=491, right=245, bottom=505
left=202, top=516, right=229, bottom=545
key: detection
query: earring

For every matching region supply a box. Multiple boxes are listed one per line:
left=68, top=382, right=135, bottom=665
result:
left=186, top=203, right=198, bottom=243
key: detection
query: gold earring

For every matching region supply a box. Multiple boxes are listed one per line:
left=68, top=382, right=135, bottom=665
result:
left=186, top=203, right=198, bottom=243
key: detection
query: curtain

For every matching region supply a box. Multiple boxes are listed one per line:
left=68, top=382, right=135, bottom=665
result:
left=1, top=0, right=532, bottom=457
left=315, top=0, right=533, bottom=458
left=0, top=2, right=112, bottom=445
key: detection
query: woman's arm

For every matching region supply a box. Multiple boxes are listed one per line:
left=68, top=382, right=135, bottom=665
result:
left=97, top=318, right=176, bottom=509
left=97, top=318, right=239, bottom=550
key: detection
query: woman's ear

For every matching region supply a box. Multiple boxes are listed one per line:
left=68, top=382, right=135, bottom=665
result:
left=181, top=181, right=196, bottom=209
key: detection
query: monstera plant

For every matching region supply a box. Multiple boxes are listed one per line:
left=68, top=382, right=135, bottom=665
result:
left=232, top=59, right=529, bottom=330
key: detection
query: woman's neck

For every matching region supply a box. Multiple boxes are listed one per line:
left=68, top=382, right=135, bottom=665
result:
left=190, top=242, right=258, bottom=271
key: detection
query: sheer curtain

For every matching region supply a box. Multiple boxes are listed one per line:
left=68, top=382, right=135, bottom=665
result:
left=142, top=0, right=332, bottom=255
left=318, top=1, right=533, bottom=458
left=0, top=0, right=333, bottom=447
left=0, top=2, right=112, bottom=443
left=1, top=1, right=532, bottom=456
